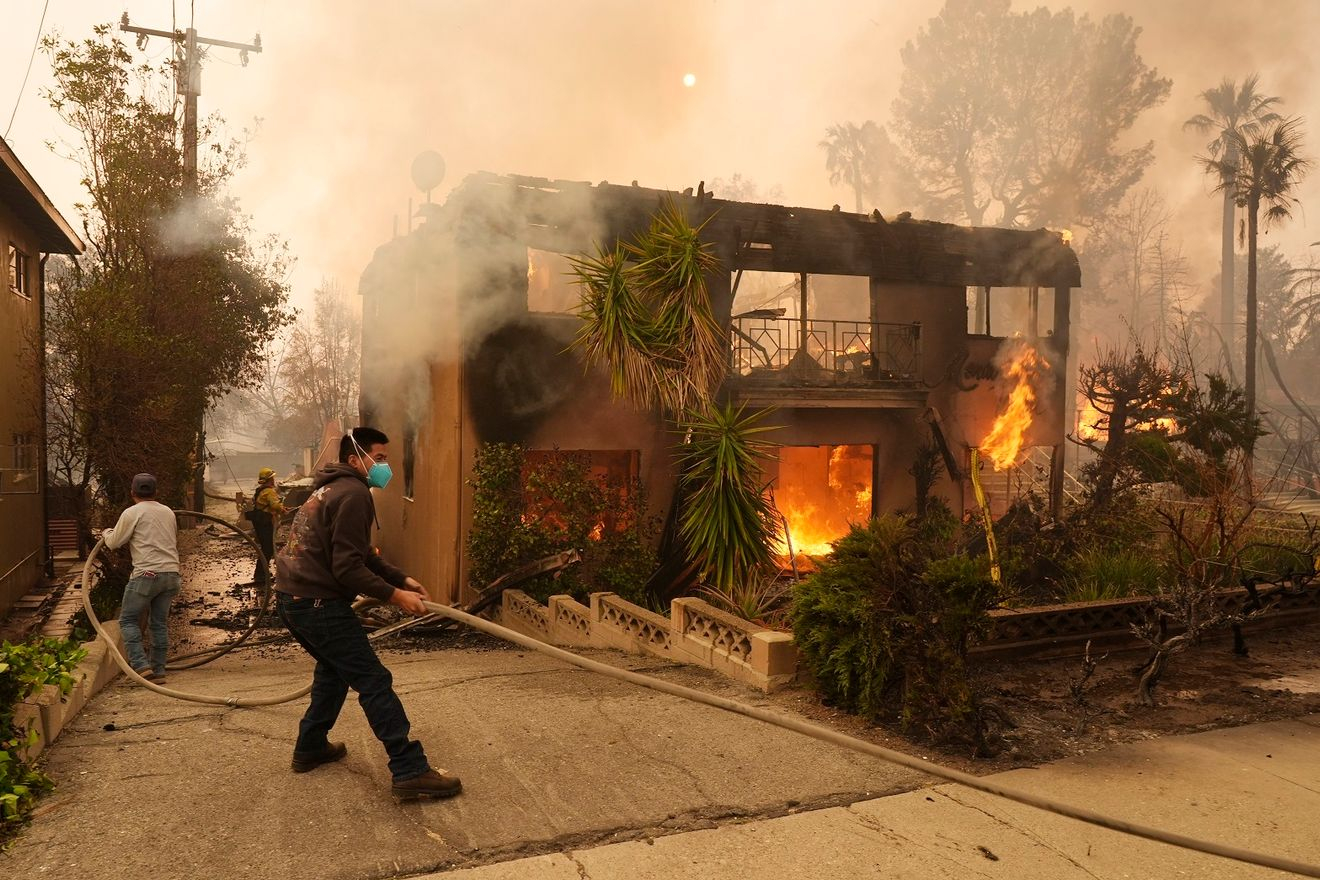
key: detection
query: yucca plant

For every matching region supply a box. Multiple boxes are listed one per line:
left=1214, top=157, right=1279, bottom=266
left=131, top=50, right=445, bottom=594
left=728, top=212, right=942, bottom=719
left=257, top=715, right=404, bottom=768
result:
left=569, top=202, right=725, bottom=417
left=676, top=404, right=780, bottom=593
left=698, top=568, right=793, bottom=627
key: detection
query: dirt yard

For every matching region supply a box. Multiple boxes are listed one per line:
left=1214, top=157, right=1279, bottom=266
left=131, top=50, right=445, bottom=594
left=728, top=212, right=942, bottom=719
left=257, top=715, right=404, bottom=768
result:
left=767, top=621, right=1320, bottom=775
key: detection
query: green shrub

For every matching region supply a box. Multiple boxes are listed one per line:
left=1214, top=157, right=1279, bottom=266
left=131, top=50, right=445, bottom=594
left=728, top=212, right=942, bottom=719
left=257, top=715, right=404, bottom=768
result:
left=791, top=515, right=999, bottom=750
left=1239, top=544, right=1314, bottom=584
left=1, top=638, right=86, bottom=836
left=69, top=549, right=131, bottom=639
left=1064, top=548, right=1164, bottom=602
left=467, top=444, right=659, bottom=605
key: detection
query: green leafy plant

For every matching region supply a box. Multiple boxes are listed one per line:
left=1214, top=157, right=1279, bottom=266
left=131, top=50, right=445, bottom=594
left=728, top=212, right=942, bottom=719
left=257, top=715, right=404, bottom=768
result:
left=1, top=638, right=87, bottom=836
left=69, top=546, right=131, bottom=641
left=1064, top=548, right=1164, bottom=602
left=570, top=206, right=783, bottom=599
left=676, top=405, right=781, bottom=594
left=570, top=202, right=726, bottom=417
left=466, top=444, right=658, bottom=605
left=791, top=515, right=1001, bottom=752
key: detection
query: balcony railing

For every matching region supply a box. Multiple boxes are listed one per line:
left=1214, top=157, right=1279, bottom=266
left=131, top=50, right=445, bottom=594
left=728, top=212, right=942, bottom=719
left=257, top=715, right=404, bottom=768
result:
left=728, top=316, right=921, bottom=387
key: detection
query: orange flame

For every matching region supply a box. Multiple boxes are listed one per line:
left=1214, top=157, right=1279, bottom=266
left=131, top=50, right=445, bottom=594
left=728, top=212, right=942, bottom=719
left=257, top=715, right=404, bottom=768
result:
left=981, top=342, right=1049, bottom=471
left=1076, top=398, right=1105, bottom=441
left=1076, top=398, right=1177, bottom=442
left=774, top=445, right=873, bottom=559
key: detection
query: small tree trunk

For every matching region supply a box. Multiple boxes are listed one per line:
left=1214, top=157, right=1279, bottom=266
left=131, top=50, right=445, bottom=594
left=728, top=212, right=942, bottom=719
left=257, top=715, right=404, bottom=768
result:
left=1093, top=397, right=1130, bottom=505
left=1244, top=197, right=1259, bottom=480
left=1136, top=649, right=1165, bottom=707
left=1219, top=173, right=1236, bottom=350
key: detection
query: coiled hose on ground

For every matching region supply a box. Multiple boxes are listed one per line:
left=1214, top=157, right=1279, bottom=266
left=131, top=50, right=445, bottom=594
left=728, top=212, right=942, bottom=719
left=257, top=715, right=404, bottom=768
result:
left=79, top=520, right=1320, bottom=877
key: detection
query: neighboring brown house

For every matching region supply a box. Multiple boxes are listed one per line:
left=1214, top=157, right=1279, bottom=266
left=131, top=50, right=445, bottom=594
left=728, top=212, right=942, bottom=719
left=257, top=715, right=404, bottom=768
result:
left=0, top=137, right=84, bottom=615
left=359, top=174, right=1080, bottom=604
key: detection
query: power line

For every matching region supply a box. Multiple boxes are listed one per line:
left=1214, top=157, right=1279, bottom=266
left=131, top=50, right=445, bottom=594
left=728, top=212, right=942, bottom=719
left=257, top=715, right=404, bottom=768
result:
left=4, top=0, right=52, bottom=140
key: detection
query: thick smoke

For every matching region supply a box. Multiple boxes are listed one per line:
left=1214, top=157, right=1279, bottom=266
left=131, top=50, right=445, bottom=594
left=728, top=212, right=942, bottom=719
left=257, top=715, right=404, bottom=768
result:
left=18, top=1, right=1319, bottom=357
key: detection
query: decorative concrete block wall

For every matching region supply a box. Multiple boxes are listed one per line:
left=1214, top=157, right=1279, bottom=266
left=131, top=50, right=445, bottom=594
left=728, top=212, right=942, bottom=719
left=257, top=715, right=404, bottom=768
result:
left=496, top=590, right=798, bottom=692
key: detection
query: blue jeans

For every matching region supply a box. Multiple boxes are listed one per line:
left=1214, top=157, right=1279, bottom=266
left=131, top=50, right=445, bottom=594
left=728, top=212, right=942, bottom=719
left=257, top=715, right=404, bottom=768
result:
left=276, top=594, right=430, bottom=781
left=119, top=572, right=181, bottom=674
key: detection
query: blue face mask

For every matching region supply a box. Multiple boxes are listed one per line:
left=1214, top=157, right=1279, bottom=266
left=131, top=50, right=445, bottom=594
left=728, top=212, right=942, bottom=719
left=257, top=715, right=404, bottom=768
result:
left=349, top=433, right=393, bottom=490
left=367, top=461, right=393, bottom=489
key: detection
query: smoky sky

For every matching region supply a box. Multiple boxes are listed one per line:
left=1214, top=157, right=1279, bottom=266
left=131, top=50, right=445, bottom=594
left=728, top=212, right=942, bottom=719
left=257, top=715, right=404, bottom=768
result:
left=4, top=0, right=1320, bottom=311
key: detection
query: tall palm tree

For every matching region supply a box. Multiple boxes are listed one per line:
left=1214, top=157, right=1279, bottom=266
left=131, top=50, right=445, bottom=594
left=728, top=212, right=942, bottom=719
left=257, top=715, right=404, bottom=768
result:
left=1185, top=76, right=1281, bottom=350
left=820, top=121, right=880, bottom=213
left=570, top=204, right=779, bottom=592
left=1202, top=117, right=1311, bottom=439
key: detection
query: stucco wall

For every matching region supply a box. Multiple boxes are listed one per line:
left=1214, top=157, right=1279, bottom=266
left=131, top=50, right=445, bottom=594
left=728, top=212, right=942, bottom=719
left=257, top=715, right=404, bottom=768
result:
left=0, top=200, right=46, bottom=614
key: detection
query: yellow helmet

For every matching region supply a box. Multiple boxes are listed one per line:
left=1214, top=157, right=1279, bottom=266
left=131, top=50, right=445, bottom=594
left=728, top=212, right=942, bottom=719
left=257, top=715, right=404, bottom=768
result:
left=258, top=467, right=276, bottom=482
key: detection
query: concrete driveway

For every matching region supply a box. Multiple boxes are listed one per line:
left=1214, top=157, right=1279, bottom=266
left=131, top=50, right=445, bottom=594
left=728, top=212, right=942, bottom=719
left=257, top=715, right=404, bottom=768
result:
left=2, top=639, right=923, bottom=880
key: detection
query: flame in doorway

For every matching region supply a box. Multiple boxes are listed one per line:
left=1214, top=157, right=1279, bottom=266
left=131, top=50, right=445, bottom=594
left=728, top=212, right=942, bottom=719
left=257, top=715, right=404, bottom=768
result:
left=980, top=341, right=1049, bottom=471
left=774, top=445, right=873, bottom=560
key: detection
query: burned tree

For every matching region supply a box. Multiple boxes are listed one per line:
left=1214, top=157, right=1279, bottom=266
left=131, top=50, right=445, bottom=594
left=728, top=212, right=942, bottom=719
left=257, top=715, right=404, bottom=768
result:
left=1074, top=345, right=1182, bottom=506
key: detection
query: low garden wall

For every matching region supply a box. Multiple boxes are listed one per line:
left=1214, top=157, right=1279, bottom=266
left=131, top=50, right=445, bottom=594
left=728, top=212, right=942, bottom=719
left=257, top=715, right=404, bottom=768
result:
left=14, top=622, right=124, bottom=762
left=496, top=591, right=798, bottom=692
left=499, top=581, right=1320, bottom=678
left=974, top=582, right=1320, bottom=660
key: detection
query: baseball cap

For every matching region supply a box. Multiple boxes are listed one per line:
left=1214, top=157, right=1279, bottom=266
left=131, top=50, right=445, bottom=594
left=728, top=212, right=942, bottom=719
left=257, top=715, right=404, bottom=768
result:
left=132, top=473, right=157, bottom=497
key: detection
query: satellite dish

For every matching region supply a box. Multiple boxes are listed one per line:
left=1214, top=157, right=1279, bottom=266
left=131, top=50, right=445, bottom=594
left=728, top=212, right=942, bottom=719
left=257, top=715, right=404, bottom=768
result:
left=410, top=151, right=446, bottom=201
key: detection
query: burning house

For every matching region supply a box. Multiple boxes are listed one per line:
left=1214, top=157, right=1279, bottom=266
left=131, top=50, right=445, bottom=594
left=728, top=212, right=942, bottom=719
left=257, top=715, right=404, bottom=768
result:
left=359, top=174, right=1080, bottom=603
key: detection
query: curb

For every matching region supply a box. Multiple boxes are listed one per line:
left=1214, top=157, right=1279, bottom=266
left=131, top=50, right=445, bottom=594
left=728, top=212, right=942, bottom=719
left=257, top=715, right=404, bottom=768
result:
left=14, top=621, right=124, bottom=762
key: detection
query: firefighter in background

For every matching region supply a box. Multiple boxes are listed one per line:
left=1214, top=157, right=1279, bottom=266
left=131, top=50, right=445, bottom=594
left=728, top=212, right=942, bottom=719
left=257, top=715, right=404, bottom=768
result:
left=249, top=467, right=286, bottom=585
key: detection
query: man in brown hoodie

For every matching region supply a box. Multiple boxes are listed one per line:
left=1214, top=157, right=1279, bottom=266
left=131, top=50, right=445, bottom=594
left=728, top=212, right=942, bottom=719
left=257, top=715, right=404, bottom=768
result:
left=275, top=426, right=461, bottom=799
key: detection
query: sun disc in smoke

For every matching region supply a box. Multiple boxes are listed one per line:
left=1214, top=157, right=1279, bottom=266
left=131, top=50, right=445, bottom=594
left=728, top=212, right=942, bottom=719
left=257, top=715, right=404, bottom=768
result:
left=682, top=73, right=697, bottom=88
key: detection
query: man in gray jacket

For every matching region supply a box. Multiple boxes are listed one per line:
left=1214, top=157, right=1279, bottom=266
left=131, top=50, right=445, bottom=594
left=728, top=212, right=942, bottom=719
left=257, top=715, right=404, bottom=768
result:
left=275, top=426, right=461, bottom=799
left=103, top=473, right=179, bottom=682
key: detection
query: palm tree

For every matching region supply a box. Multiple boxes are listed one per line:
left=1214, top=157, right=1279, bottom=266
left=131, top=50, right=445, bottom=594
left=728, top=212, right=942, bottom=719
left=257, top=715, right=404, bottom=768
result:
left=570, top=204, right=780, bottom=593
left=1202, top=117, right=1311, bottom=439
left=820, top=121, right=880, bottom=213
left=1185, top=76, right=1281, bottom=350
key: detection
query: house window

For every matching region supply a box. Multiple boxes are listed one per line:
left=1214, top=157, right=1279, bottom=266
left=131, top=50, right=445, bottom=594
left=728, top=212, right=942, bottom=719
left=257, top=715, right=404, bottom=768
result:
left=3, top=433, right=38, bottom=495
left=526, top=248, right=579, bottom=314
left=7, top=245, right=30, bottom=298
left=12, top=433, right=36, bottom=470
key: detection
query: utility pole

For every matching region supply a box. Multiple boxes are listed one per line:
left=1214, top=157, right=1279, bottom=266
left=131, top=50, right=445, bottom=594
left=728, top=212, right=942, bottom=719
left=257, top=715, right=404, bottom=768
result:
left=120, top=14, right=261, bottom=513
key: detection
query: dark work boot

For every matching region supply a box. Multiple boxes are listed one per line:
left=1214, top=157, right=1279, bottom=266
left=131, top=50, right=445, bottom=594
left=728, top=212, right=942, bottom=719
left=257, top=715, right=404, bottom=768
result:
left=392, top=768, right=463, bottom=800
left=291, top=741, right=347, bottom=773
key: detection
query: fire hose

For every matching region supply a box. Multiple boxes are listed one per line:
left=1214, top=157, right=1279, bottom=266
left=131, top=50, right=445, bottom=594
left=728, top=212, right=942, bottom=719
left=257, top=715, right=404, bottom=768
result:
left=79, top=524, right=1320, bottom=877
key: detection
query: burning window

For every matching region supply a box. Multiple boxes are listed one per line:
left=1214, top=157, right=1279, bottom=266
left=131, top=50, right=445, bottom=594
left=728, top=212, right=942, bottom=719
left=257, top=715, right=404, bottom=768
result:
left=526, top=249, right=578, bottom=314
left=773, top=445, right=874, bottom=559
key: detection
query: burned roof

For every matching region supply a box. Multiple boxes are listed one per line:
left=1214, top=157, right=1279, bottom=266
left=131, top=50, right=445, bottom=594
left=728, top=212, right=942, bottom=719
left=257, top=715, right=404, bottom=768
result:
left=437, top=173, right=1080, bottom=289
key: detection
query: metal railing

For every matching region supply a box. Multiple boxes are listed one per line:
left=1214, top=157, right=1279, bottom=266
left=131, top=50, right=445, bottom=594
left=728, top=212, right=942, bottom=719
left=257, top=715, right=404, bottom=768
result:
left=729, top=316, right=921, bottom=386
